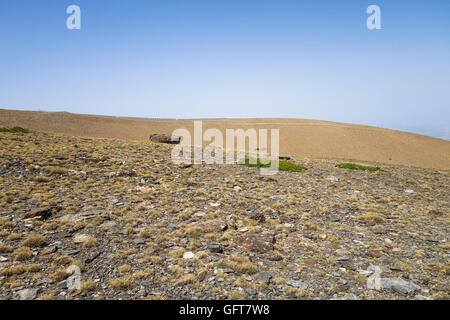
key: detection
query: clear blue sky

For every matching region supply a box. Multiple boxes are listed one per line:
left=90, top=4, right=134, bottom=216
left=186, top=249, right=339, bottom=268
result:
left=0, top=0, right=449, bottom=138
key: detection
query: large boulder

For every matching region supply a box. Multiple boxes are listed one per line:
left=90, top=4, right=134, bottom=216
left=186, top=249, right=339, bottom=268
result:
left=149, top=133, right=180, bottom=144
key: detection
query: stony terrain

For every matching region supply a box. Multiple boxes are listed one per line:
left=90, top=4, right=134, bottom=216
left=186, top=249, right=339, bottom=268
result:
left=0, top=131, right=448, bottom=300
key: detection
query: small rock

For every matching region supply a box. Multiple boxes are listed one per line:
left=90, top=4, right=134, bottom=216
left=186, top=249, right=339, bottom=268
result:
left=208, top=243, right=223, bottom=253
left=286, top=280, right=308, bottom=289
left=149, top=133, right=180, bottom=144
left=183, top=251, right=198, bottom=260
left=413, top=295, right=432, bottom=300
left=24, top=206, right=61, bottom=220
left=336, top=256, right=350, bottom=262
left=404, top=189, right=415, bottom=194
left=194, top=211, right=206, bottom=217
left=253, top=272, right=272, bottom=284
left=246, top=288, right=257, bottom=295
left=341, top=293, right=360, bottom=300
left=27, top=198, right=39, bottom=205
left=327, top=176, right=339, bottom=182
left=390, top=279, right=419, bottom=295
left=73, top=233, right=90, bottom=243
left=14, top=288, right=38, bottom=300
left=42, top=245, right=58, bottom=255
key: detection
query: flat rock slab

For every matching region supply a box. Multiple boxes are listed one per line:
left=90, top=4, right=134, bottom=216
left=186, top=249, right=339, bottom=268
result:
left=72, top=233, right=90, bottom=243
left=14, top=288, right=38, bottom=300
left=59, top=209, right=106, bottom=223
left=286, top=280, right=308, bottom=289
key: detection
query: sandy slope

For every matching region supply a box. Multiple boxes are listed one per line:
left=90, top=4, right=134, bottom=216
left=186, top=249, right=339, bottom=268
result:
left=1, top=109, right=449, bottom=170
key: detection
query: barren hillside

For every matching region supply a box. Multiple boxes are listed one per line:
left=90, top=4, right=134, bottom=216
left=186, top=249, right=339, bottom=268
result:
left=1, top=109, right=449, bottom=170
left=0, top=131, right=448, bottom=300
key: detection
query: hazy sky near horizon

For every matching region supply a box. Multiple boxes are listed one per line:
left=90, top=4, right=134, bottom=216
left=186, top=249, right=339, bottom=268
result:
left=0, top=0, right=449, bottom=139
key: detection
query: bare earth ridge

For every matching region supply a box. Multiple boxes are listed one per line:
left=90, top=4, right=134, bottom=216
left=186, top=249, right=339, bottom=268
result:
left=1, top=109, right=449, bottom=170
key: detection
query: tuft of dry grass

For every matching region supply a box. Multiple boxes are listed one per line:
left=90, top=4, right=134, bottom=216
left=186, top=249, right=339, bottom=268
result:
left=0, top=265, right=26, bottom=276
left=356, top=212, right=385, bottom=224
left=229, top=289, right=247, bottom=300
left=225, top=254, right=258, bottom=275
left=0, top=243, right=13, bottom=253
left=14, top=247, right=33, bottom=261
left=118, top=264, right=132, bottom=273
left=109, top=275, right=136, bottom=290
left=22, top=233, right=46, bottom=248
left=82, top=237, right=99, bottom=248
left=176, top=274, right=196, bottom=285
left=52, top=269, right=70, bottom=282
left=80, top=280, right=95, bottom=292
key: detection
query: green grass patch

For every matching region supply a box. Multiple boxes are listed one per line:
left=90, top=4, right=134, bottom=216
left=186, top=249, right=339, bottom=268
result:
left=0, top=126, right=31, bottom=133
left=336, top=162, right=382, bottom=172
left=238, top=158, right=307, bottom=172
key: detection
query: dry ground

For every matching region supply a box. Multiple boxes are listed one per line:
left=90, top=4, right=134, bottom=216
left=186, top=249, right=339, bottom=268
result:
left=0, top=131, right=448, bottom=300
left=1, top=109, right=449, bottom=170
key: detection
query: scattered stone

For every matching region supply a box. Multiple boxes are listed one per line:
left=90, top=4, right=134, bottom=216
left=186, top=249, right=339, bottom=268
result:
left=149, top=133, right=180, bottom=144
left=413, top=295, right=432, bottom=300
left=193, top=211, right=206, bottom=217
left=42, top=245, right=58, bottom=255
left=327, top=176, right=339, bottom=182
left=24, top=206, right=61, bottom=220
left=84, top=251, right=101, bottom=264
left=208, top=243, right=223, bottom=254
left=183, top=251, right=198, bottom=260
left=336, top=256, right=350, bottom=262
left=253, top=272, right=272, bottom=284
left=390, top=279, right=420, bottom=295
left=286, top=280, right=308, bottom=289
left=404, top=189, right=415, bottom=194
left=66, top=265, right=81, bottom=291
left=340, top=293, right=360, bottom=300
left=366, top=265, right=419, bottom=294
left=73, top=233, right=90, bottom=243
left=14, top=288, right=38, bottom=300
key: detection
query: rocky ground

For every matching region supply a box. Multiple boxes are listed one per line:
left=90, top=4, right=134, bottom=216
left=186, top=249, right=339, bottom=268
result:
left=0, top=131, right=448, bottom=300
